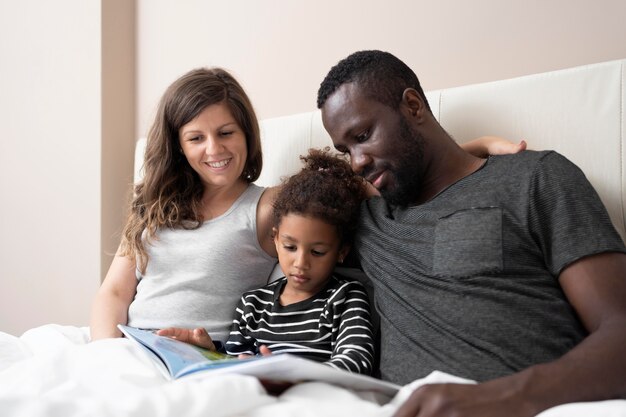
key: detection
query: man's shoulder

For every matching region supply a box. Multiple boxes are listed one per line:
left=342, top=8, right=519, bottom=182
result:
left=485, top=150, right=586, bottom=185
left=491, top=149, right=575, bottom=168
left=490, top=149, right=556, bottom=165
left=361, top=195, right=389, bottom=216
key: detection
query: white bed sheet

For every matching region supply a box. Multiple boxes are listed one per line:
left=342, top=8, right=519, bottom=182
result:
left=0, top=324, right=624, bottom=417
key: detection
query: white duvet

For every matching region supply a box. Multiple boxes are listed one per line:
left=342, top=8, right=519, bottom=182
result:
left=0, top=325, right=624, bottom=417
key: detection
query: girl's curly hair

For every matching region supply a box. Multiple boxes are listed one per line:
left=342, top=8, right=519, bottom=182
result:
left=272, top=148, right=367, bottom=245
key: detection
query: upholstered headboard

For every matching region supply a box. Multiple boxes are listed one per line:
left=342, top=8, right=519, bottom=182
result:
left=256, top=59, right=626, bottom=242
left=135, top=59, right=625, bottom=241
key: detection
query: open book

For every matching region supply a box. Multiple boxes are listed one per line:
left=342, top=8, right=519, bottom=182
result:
left=118, top=325, right=400, bottom=396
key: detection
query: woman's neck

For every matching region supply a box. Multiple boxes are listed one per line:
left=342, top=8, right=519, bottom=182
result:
left=200, top=179, right=248, bottom=220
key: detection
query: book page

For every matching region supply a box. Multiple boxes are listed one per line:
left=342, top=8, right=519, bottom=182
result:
left=119, top=325, right=400, bottom=395
left=118, top=325, right=236, bottom=378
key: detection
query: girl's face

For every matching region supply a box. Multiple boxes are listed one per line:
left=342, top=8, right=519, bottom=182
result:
left=274, top=213, right=349, bottom=302
left=179, top=102, right=248, bottom=192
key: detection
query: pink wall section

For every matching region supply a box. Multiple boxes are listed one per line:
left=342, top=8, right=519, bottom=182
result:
left=136, top=0, right=626, bottom=135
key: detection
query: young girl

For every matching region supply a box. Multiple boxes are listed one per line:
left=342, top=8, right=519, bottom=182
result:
left=160, top=149, right=374, bottom=374
left=225, top=148, right=374, bottom=374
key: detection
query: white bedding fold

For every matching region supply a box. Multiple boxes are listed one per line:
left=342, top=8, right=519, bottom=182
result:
left=0, top=325, right=624, bottom=417
left=0, top=325, right=276, bottom=417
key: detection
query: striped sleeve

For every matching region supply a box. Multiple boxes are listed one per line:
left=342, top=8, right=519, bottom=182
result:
left=225, top=295, right=258, bottom=356
left=325, top=280, right=375, bottom=375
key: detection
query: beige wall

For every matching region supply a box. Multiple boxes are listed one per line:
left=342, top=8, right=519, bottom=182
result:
left=102, top=0, right=136, bottom=281
left=1, top=0, right=625, bottom=336
left=0, top=0, right=135, bottom=336
left=136, top=0, right=626, bottom=135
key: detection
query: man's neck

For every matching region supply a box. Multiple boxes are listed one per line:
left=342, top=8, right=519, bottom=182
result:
left=413, top=140, right=486, bottom=206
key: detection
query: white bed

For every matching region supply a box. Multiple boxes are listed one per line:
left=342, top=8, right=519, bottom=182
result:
left=1, top=324, right=625, bottom=416
left=2, top=59, right=625, bottom=416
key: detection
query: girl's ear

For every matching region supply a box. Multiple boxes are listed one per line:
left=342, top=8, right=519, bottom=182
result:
left=338, top=244, right=351, bottom=263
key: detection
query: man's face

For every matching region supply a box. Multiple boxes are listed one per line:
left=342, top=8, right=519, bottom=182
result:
left=321, top=83, right=425, bottom=206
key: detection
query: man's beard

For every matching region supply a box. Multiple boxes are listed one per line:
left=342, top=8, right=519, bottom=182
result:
left=379, top=117, right=425, bottom=207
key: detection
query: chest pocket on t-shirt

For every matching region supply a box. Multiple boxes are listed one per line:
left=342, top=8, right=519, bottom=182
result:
left=433, top=206, right=503, bottom=277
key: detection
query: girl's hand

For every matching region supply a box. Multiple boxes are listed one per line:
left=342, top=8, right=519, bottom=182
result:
left=237, top=344, right=273, bottom=360
left=240, top=345, right=289, bottom=393
left=157, top=327, right=216, bottom=351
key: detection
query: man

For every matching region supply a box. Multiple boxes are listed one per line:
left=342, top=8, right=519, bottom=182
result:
left=317, top=50, right=626, bottom=416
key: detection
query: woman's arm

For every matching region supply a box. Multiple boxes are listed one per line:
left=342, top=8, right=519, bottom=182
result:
left=462, top=136, right=527, bottom=158
left=89, top=253, right=138, bottom=340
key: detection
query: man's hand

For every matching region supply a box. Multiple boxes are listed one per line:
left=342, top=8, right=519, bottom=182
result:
left=157, top=327, right=216, bottom=351
left=394, top=381, right=535, bottom=417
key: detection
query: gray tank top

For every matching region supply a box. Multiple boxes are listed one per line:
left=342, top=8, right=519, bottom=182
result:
left=127, top=184, right=277, bottom=342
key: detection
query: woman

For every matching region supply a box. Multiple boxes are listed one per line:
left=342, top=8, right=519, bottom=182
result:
left=90, top=68, right=278, bottom=343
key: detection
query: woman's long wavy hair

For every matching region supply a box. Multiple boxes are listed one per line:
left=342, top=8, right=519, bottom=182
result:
left=120, top=67, right=263, bottom=273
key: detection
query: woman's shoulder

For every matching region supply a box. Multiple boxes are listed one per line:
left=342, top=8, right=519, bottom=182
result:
left=256, top=185, right=281, bottom=258
left=258, top=185, right=280, bottom=204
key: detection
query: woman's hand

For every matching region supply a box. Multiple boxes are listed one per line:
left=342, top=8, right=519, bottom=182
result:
left=157, top=327, right=216, bottom=351
left=484, top=137, right=527, bottom=156
left=463, top=136, right=527, bottom=158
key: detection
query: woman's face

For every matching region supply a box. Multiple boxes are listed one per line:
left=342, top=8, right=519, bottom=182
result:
left=178, top=102, right=248, bottom=192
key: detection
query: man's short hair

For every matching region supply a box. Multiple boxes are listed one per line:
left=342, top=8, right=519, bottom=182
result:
left=317, top=50, right=432, bottom=112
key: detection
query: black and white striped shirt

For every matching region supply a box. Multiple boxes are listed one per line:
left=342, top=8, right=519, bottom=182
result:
left=225, top=274, right=375, bottom=375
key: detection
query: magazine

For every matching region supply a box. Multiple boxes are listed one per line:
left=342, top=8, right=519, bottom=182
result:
left=118, top=325, right=400, bottom=396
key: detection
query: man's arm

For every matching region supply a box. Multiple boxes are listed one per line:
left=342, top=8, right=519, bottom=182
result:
left=394, top=251, right=626, bottom=417
left=537, top=251, right=626, bottom=403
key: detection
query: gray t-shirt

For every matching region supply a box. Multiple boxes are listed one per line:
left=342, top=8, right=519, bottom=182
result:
left=128, top=184, right=277, bottom=342
left=356, top=151, right=626, bottom=384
